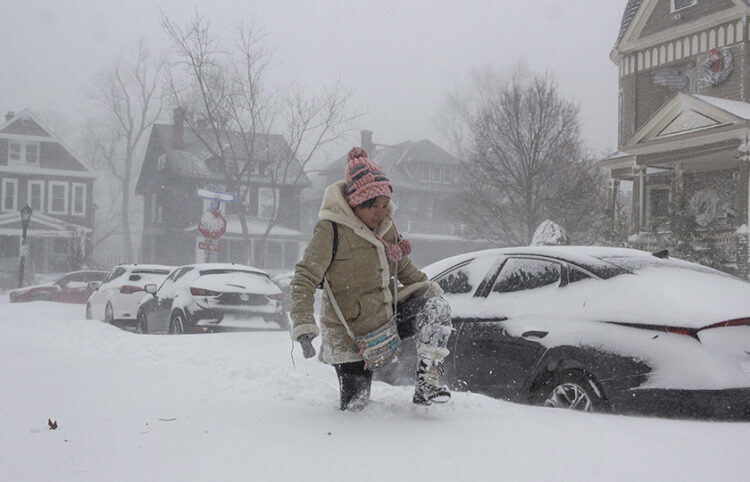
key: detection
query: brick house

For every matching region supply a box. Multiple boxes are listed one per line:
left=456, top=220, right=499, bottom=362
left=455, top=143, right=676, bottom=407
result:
left=135, top=110, right=310, bottom=270
left=601, top=0, right=750, bottom=276
left=0, top=110, right=95, bottom=274
left=315, top=131, right=485, bottom=267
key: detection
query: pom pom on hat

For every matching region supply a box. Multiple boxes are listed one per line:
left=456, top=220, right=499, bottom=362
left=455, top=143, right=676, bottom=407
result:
left=345, top=147, right=392, bottom=207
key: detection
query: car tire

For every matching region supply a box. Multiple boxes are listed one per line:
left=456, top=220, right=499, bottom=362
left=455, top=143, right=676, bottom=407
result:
left=85, top=303, right=92, bottom=320
left=31, top=292, right=52, bottom=302
left=537, top=369, right=609, bottom=413
left=169, top=311, right=186, bottom=335
left=104, top=303, right=115, bottom=325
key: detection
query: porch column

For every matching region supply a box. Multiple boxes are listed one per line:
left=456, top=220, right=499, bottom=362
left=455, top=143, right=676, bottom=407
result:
left=637, top=167, right=646, bottom=231
left=608, top=178, right=620, bottom=231
left=738, top=161, right=750, bottom=278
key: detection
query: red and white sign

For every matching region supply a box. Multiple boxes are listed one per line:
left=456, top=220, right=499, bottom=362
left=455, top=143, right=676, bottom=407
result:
left=198, top=210, right=227, bottom=240
left=198, top=241, right=221, bottom=252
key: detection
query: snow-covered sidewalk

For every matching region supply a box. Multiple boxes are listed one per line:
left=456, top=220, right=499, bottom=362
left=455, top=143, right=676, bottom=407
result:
left=1, top=299, right=749, bottom=481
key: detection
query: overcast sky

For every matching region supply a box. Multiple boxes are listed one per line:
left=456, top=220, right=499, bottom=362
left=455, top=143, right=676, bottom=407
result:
left=1, top=0, right=626, bottom=159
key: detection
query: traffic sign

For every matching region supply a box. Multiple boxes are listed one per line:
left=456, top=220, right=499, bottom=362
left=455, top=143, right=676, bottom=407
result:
left=198, top=241, right=220, bottom=252
left=198, top=210, right=227, bottom=240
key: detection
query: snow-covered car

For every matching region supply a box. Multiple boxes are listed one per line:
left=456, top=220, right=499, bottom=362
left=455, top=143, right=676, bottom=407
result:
left=378, top=246, right=750, bottom=420
left=136, top=263, right=287, bottom=334
left=86, top=264, right=173, bottom=326
left=9, top=270, right=108, bottom=304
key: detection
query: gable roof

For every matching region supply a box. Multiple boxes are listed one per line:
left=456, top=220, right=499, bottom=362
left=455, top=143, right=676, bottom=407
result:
left=614, top=0, right=750, bottom=52
left=624, top=92, right=750, bottom=152
left=137, top=124, right=310, bottom=192
left=617, top=0, right=643, bottom=44
left=0, top=109, right=96, bottom=177
left=323, top=139, right=459, bottom=189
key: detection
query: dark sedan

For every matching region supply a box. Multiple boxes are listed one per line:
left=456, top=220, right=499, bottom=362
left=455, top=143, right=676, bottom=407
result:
left=378, top=246, right=750, bottom=420
left=9, top=270, right=108, bottom=304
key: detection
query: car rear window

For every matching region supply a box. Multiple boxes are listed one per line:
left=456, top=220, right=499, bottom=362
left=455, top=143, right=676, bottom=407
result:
left=601, top=256, right=729, bottom=277
left=132, top=270, right=171, bottom=275
left=198, top=269, right=266, bottom=278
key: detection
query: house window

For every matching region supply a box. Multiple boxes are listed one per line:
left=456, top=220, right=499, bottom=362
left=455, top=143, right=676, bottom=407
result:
left=28, top=181, right=44, bottom=212
left=258, top=187, right=277, bottom=219
left=2, top=178, right=18, bottom=212
left=283, top=241, right=299, bottom=267
left=266, top=241, right=283, bottom=268
left=648, top=187, right=670, bottom=220
left=48, top=182, right=68, bottom=214
left=152, top=193, right=163, bottom=223
left=671, top=0, right=696, bottom=12
left=442, top=167, right=453, bottom=184
left=8, top=141, right=40, bottom=165
left=72, top=183, right=86, bottom=216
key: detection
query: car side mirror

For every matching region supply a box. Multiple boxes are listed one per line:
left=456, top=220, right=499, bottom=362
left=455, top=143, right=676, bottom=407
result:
left=87, top=282, right=100, bottom=291
left=56, top=280, right=68, bottom=288
left=144, top=284, right=157, bottom=295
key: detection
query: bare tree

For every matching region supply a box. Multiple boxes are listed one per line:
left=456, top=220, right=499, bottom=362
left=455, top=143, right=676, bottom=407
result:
left=90, top=39, right=165, bottom=260
left=161, top=12, right=355, bottom=268
left=454, top=66, right=606, bottom=246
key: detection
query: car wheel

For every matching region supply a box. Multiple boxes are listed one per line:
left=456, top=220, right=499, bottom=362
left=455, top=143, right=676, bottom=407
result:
left=538, top=369, right=608, bottom=413
left=135, top=310, right=148, bottom=334
left=85, top=303, right=92, bottom=320
left=104, top=303, right=115, bottom=324
left=31, top=292, right=52, bottom=302
left=169, top=311, right=186, bottom=335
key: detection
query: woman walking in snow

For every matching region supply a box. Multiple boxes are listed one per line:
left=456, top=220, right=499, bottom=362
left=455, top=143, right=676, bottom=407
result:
left=290, top=147, right=453, bottom=411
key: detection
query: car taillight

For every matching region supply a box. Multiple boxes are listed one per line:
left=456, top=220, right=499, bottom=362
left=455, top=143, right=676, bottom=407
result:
left=664, top=326, right=699, bottom=339
left=120, top=285, right=143, bottom=294
left=267, top=293, right=283, bottom=301
left=190, top=287, right=220, bottom=297
left=701, top=317, right=750, bottom=331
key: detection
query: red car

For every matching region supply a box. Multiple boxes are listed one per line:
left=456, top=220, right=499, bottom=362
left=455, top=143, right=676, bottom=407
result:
left=9, top=270, right=108, bottom=304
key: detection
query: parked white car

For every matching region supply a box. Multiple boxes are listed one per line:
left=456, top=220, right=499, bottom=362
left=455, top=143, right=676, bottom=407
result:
left=86, top=264, right=173, bottom=327
left=136, top=263, right=287, bottom=334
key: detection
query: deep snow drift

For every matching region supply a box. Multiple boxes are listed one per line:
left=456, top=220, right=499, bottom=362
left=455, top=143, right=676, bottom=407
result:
left=2, top=298, right=750, bottom=481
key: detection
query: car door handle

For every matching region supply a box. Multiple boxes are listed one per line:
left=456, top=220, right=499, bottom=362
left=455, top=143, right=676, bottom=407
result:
left=522, top=330, right=548, bottom=339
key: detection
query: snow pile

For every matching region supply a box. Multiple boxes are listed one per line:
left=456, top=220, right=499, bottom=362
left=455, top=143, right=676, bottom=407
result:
left=3, top=298, right=750, bottom=481
left=530, top=220, right=569, bottom=246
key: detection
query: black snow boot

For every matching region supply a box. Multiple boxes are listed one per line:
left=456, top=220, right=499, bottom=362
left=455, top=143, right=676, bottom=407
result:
left=413, top=345, right=451, bottom=405
left=334, top=361, right=372, bottom=411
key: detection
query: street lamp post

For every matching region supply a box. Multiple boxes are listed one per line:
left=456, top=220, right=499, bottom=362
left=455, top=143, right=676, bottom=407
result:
left=18, top=204, right=33, bottom=288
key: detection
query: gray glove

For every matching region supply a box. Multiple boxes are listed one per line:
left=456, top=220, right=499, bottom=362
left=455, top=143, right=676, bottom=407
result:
left=297, top=333, right=316, bottom=359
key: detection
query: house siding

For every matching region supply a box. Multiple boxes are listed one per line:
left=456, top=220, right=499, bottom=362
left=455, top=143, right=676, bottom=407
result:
left=640, top=0, right=736, bottom=39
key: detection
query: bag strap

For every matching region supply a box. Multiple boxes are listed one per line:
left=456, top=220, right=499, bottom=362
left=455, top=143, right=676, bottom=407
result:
left=316, top=221, right=338, bottom=290
left=323, top=277, right=356, bottom=339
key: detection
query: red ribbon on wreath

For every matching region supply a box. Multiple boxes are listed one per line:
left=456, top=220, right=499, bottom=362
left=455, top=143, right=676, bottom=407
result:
left=709, top=48, right=722, bottom=73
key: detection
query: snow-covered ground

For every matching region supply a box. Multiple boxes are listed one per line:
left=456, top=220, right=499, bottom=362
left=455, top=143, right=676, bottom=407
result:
left=2, top=298, right=750, bottom=482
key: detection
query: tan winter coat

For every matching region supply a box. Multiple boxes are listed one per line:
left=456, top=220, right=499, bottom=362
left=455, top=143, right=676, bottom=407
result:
left=290, top=181, right=440, bottom=365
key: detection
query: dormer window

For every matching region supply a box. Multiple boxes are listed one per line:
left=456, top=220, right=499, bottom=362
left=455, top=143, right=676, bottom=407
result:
left=671, top=0, right=696, bottom=12
left=8, top=140, right=40, bottom=165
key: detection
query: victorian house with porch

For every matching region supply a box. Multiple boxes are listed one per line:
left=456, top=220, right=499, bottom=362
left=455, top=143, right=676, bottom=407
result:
left=0, top=110, right=95, bottom=274
left=136, top=109, right=310, bottom=270
left=601, top=0, right=750, bottom=277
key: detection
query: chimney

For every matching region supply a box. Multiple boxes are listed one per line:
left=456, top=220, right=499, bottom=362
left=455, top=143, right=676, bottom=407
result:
left=5, top=111, right=15, bottom=122
left=173, top=108, right=184, bottom=149
left=361, top=130, right=374, bottom=156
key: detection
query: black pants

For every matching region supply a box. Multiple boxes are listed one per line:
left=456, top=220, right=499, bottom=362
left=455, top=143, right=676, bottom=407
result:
left=332, top=297, right=430, bottom=410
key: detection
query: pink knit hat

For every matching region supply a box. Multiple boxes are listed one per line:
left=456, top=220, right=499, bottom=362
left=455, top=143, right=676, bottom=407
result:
left=345, top=147, right=392, bottom=207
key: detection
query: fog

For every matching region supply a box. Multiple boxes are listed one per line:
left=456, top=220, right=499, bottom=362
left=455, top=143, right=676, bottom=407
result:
left=1, top=0, right=624, bottom=155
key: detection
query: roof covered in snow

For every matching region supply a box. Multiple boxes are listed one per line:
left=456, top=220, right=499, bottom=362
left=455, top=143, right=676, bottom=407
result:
left=140, top=124, right=310, bottom=189
left=322, top=138, right=459, bottom=190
